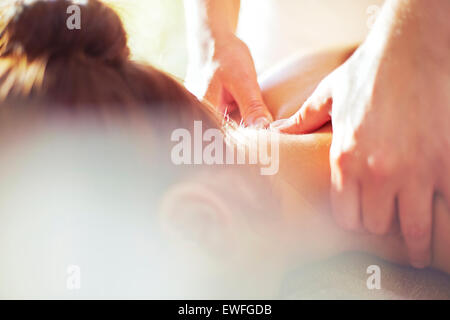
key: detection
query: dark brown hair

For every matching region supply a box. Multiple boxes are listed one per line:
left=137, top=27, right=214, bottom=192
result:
left=0, top=0, right=276, bottom=212
left=0, top=0, right=216, bottom=131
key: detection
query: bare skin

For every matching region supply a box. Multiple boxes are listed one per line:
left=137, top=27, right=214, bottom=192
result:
left=271, top=0, right=450, bottom=268
left=260, top=46, right=450, bottom=275
left=184, top=0, right=273, bottom=127
left=171, top=46, right=449, bottom=277
left=163, top=47, right=450, bottom=281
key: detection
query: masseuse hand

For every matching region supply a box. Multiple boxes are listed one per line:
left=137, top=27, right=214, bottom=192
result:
left=186, top=33, right=273, bottom=127
left=184, top=0, right=272, bottom=127
left=272, top=0, right=450, bottom=268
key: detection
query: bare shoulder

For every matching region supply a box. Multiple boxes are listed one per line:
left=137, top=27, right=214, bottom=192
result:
left=260, top=46, right=357, bottom=120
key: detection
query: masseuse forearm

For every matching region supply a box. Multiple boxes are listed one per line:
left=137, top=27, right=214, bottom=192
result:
left=184, top=0, right=240, bottom=40
left=384, top=0, right=450, bottom=64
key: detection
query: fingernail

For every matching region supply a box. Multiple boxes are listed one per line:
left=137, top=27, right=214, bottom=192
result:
left=411, top=253, right=431, bottom=269
left=252, top=117, right=270, bottom=129
left=411, top=260, right=427, bottom=269
left=270, top=119, right=290, bottom=130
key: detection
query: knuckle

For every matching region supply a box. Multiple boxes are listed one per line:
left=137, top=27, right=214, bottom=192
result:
left=243, top=100, right=267, bottom=117
left=402, top=154, right=418, bottom=172
left=366, top=152, right=398, bottom=179
left=331, top=150, right=354, bottom=173
left=351, top=127, right=365, bottom=143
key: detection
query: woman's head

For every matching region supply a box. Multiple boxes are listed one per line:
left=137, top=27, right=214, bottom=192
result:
left=0, top=0, right=230, bottom=216
left=0, top=0, right=280, bottom=261
left=0, top=0, right=216, bottom=132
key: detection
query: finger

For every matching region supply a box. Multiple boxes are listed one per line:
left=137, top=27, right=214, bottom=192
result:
left=226, top=72, right=273, bottom=127
left=203, top=75, right=223, bottom=108
left=398, top=183, right=433, bottom=269
left=220, top=89, right=238, bottom=115
left=330, top=150, right=362, bottom=231
left=270, top=78, right=332, bottom=134
left=361, top=181, right=396, bottom=235
left=437, top=164, right=450, bottom=211
left=390, top=204, right=402, bottom=236
left=443, top=181, right=450, bottom=213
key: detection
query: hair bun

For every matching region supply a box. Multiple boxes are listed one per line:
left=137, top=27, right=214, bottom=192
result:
left=1, top=0, right=129, bottom=62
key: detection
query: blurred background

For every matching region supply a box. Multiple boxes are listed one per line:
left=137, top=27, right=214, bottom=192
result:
left=1, top=0, right=450, bottom=300
left=105, top=0, right=188, bottom=78
left=89, top=0, right=450, bottom=300
left=105, top=0, right=384, bottom=79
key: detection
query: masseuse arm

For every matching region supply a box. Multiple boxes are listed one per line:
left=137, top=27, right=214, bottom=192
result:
left=257, top=47, right=450, bottom=274
left=271, top=0, right=450, bottom=268
left=184, top=0, right=273, bottom=126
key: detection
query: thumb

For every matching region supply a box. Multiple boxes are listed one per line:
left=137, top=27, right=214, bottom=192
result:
left=270, top=79, right=333, bottom=134
left=228, top=75, right=273, bottom=127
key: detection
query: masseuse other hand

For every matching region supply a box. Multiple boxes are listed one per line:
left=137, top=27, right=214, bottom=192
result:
left=272, top=0, right=450, bottom=268
left=186, top=33, right=273, bottom=127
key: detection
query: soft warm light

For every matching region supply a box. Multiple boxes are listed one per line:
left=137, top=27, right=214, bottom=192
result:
left=103, top=0, right=187, bottom=78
